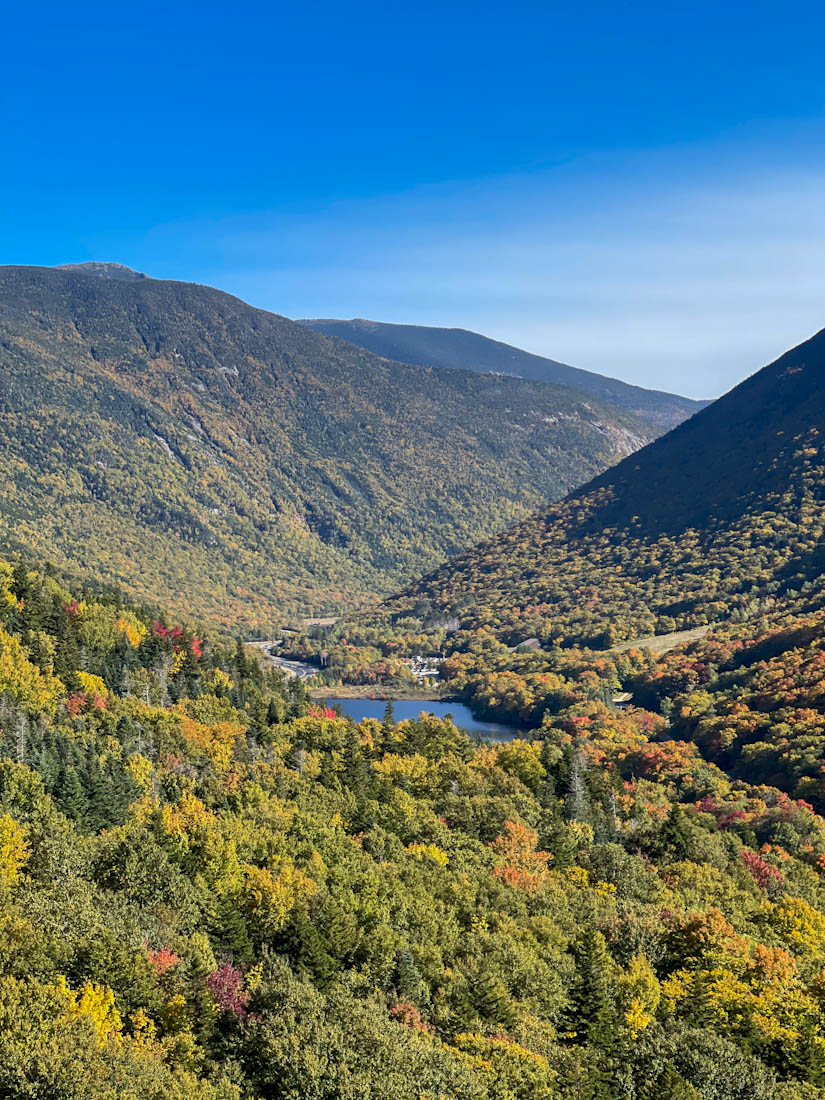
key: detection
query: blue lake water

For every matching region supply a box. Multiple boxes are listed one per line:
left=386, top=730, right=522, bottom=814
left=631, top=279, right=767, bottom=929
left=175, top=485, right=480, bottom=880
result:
left=320, top=697, right=529, bottom=741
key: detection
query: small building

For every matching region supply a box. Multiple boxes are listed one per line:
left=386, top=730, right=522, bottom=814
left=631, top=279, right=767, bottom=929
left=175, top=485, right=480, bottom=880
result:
left=612, top=692, right=633, bottom=711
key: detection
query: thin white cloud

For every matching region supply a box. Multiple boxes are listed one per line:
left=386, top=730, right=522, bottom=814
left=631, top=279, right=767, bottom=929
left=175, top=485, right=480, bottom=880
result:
left=138, top=140, right=825, bottom=400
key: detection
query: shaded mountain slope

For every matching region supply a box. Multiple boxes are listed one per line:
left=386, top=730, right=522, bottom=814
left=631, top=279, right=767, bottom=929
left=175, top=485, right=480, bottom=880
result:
left=0, top=265, right=655, bottom=631
left=299, top=317, right=707, bottom=430
left=379, top=327, right=825, bottom=645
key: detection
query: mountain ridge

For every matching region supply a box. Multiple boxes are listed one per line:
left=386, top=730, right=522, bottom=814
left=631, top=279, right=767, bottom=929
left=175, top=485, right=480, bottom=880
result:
left=375, top=324, right=825, bottom=645
left=0, top=264, right=659, bottom=631
left=55, top=261, right=148, bottom=280
left=299, top=316, right=708, bottom=430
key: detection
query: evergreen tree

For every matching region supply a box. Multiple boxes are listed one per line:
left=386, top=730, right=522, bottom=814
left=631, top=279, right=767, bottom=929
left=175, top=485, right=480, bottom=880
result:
left=564, top=928, right=614, bottom=1043
left=565, top=749, right=590, bottom=824
left=382, top=699, right=396, bottom=735
left=684, top=968, right=715, bottom=1028
left=639, top=1064, right=701, bottom=1100
left=285, top=911, right=338, bottom=987
left=449, top=985, right=478, bottom=1037
left=56, top=765, right=88, bottom=828
left=82, top=746, right=111, bottom=831
left=543, top=817, right=578, bottom=872
left=657, top=803, right=694, bottom=861
left=209, top=892, right=255, bottom=967
left=394, top=947, right=426, bottom=1003
left=342, top=730, right=371, bottom=799
left=471, top=969, right=516, bottom=1029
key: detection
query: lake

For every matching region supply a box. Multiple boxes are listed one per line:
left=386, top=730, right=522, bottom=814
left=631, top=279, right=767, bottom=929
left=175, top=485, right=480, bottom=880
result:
left=320, top=696, right=529, bottom=741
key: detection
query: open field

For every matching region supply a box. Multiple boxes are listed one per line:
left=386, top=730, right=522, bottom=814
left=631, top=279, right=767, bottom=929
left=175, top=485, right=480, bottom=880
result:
left=611, top=624, right=712, bottom=655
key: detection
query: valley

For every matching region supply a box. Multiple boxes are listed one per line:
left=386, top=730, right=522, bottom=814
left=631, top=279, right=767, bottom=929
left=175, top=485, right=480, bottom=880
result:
left=1, top=267, right=825, bottom=1100
left=0, top=264, right=680, bottom=632
left=6, top=5, right=822, bottom=1098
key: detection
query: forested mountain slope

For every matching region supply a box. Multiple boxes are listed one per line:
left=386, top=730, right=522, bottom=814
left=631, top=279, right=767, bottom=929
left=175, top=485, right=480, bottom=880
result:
left=378, top=326, right=825, bottom=645
left=5, top=556, right=825, bottom=1098
left=300, top=318, right=707, bottom=430
left=0, top=265, right=657, bottom=631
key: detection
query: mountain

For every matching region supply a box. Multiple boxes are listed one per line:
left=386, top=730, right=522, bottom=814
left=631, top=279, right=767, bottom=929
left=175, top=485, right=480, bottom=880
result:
left=299, top=318, right=707, bottom=431
left=56, top=261, right=148, bottom=281
left=5, top=282, right=825, bottom=1100
left=379, top=326, right=825, bottom=646
left=0, top=265, right=659, bottom=631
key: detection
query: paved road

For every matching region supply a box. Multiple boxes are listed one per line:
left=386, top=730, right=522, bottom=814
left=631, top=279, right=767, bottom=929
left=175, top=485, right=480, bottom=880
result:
left=247, top=641, right=319, bottom=680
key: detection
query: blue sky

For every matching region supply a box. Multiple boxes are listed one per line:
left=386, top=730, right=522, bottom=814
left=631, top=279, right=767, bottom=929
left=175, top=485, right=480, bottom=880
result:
left=3, top=0, right=825, bottom=398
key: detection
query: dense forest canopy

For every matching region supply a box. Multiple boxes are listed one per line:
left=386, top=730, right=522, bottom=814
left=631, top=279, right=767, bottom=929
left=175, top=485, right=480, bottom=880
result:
left=373, top=325, right=825, bottom=647
left=4, top=556, right=825, bottom=1097
left=2, top=268, right=825, bottom=1097
left=0, top=265, right=666, bottom=631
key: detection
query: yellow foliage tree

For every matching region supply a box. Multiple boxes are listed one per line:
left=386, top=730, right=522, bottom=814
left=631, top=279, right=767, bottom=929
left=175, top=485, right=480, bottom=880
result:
left=179, top=715, right=245, bottom=775
left=616, top=954, right=660, bottom=1037
left=0, top=813, right=28, bottom=889
left=238, top=862, right=318, bottom=937
left=0, top=627, right=63, bottom=718
left=56, top=977, right=123, bottom=1046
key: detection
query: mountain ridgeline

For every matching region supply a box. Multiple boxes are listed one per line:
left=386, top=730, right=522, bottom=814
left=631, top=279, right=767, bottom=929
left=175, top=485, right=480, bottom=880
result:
left=5, top=272, right=825, bottom=1100
left=300, top=318, right=708, bottom=431
left=0, top=265, right=664, bottom=631
left=378, top=326, right=825, bottom=646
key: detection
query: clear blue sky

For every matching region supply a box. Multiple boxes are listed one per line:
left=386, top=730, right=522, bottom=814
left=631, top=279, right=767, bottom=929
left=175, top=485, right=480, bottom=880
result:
left=3, top=0, right=825, bottom=397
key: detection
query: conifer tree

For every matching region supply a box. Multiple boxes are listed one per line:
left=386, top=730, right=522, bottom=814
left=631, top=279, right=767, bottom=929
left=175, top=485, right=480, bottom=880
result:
left=395, top=947, right=426, bottom=1002
left=640, top=1064, right=701, bottom=1100
left=56, top=765, right=88, bottom=828
left=382, top=699, right=396, bottom=735
left=565, top=928, right=614, bottom=1043
left=471, top=969, right=516, bottom=1029
left=565, top=749, right=590, bottom=824
left=662, top=802, right=694, bottom=859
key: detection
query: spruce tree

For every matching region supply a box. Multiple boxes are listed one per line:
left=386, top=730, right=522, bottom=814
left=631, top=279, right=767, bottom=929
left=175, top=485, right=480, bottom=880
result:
left=57, top=765, right=88, bottom=829
left=471, top=969, right=516, bottom=1029
left=564, top=928, right=614, bottom=1043
left=209, top=892, right=255, bottom=966
left=565, top=750, right=590, bottom=824
left=640, top=1064, right=700, bottom=1100
left=658, top=803, right=694, bottom=861
left=544, top=818, right=577, bottom=872
left=286, top=911, right=338, bottom=987
left=382, top=699, right=396, bottom=735
left=395, top=947, right=425, bottom=1002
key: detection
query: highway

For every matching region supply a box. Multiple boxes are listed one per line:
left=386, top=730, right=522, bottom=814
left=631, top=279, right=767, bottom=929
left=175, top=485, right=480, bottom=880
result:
left=246, top=641, right=319, bottom=680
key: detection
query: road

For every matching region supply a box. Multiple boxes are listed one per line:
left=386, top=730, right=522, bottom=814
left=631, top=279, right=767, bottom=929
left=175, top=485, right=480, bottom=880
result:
left=246, top=641, right=319, bottom=680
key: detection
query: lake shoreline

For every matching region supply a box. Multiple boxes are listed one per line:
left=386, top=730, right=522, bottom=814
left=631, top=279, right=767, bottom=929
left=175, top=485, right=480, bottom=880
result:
left=310, top=685, right=444, bottom=701
left=316, top=694, right=533, bottom=742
